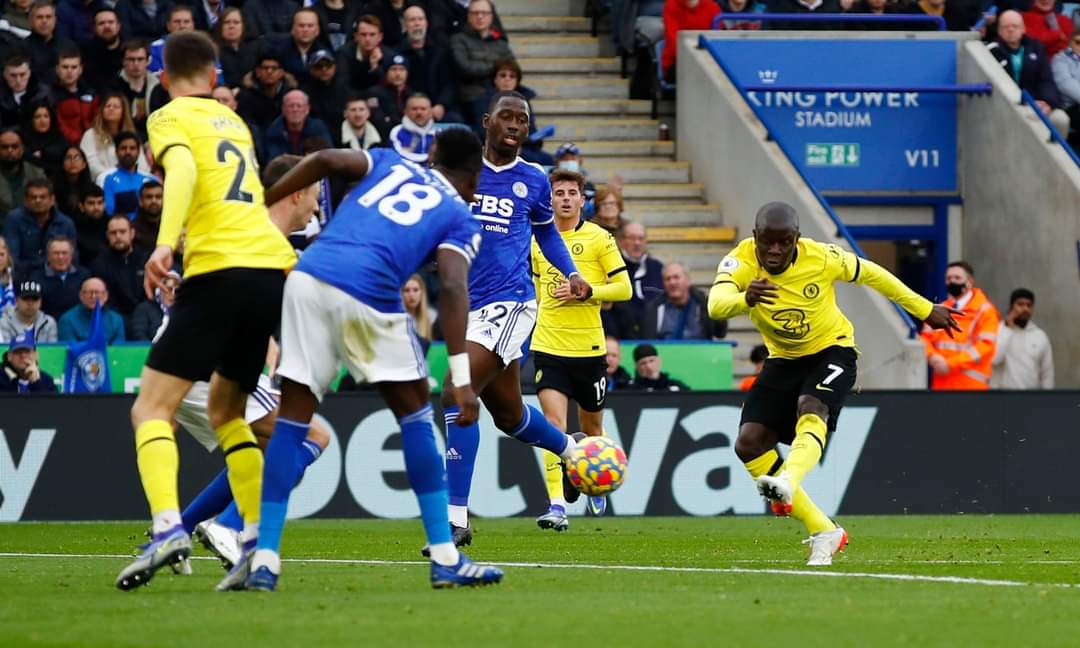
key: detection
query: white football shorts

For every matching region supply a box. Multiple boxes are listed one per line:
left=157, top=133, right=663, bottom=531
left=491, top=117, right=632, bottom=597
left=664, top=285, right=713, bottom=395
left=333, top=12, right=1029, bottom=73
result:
left=276, top=270, right=428, bottom=401
left=466, top=299, right=537, bottom=365
left=175, top=373, right=279, bottom=452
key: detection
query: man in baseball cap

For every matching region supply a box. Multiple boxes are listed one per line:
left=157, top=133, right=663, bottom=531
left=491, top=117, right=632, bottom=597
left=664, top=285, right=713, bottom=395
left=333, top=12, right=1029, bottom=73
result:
left=0, top=280, right=58, bottom=343
left=0, top=327, right=57, bottom=392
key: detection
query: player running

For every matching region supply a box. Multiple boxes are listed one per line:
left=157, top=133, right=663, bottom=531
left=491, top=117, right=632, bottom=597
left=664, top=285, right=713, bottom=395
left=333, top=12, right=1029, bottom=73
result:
left=707, top=202, right=961, bottom=566
left=226, top=129, right=503, bottom=591
left=117, top=32, right=296, bottom=591
left=531, top=169, right=631, bottom=531
left=174, top=155, right=332, bottom=570
left=441, top=91, right=591, bottom=546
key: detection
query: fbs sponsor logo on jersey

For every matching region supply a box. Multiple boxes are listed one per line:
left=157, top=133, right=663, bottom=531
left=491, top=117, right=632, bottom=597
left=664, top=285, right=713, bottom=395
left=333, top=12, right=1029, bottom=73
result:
left=471, top=193, right=515, bottom=234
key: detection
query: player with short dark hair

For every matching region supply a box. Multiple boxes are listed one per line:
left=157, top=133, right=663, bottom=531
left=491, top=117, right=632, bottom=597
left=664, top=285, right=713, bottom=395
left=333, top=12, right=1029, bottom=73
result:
left=116, top=30, right=296, bottom=591
left=532, top=168, right=630, bottom=531
left=234, top=127, right=502, bottom=591
left=439, top=90, right=592, bottom=547
left=708, top=202, right=961, bottom=565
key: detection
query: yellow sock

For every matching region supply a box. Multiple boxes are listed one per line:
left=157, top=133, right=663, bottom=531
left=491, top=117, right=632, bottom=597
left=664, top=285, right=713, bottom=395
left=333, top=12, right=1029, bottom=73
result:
left=134, top=419, right=179, bottom=515
left=783, top=413, right=828, bottom=489
left=216, top=418, right=263, bottom=526
left=744, top=447, right=835, bottom=534
left=543, top=450, right=564, bottom=505
left=790, top=488, right=836, bottom=535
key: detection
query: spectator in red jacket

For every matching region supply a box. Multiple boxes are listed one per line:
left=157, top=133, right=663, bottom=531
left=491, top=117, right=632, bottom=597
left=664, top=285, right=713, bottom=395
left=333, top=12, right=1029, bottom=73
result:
left=662, top=0, right=721, bottom=82
left=1023, top=0, right=1074, bottom=58
left=50, top=44, right=98, bottom=146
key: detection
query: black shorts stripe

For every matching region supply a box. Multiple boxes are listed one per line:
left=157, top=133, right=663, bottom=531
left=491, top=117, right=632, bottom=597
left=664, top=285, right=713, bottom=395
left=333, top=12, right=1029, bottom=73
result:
left=136, top=436, right=176, bottom=452
left=607, top=266, right=628, bottom=277
left=223, top=441, right=260, bottom=457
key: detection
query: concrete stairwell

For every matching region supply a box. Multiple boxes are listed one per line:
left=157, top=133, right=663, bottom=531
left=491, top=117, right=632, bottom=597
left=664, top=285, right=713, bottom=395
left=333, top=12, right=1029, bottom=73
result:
left=500, top=0, right=734, bottom=292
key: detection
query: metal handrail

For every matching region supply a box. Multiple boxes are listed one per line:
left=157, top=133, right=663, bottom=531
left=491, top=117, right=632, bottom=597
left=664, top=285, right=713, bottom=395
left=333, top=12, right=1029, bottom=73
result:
left=711, top=12, right=947, bottom=31
left=699, top=35, right=920, bottom=337
left=742, top=83, right=993, bottom=94
left=1020, top=89, right=1080, bottom=169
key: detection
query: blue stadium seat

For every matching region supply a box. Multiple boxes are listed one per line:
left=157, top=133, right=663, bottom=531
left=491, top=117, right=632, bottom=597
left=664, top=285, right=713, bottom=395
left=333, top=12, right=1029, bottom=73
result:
left=652, top=39, right=676, bottom=120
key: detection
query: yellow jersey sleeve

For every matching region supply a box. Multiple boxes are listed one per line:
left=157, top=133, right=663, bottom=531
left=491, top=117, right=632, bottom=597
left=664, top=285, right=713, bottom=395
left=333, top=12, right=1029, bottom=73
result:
left=708, top=238, right=757, bottom=320
left=589, top=230, right=631, bottom=303
left=148, top=97, right=295, bottom=279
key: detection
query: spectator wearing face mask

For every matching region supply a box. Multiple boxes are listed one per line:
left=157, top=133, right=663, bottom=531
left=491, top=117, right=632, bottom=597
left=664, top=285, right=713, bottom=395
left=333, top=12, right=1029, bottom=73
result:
left=553, top=142, right=596, bottom=212
left=920, top=261, right=999, bottom=391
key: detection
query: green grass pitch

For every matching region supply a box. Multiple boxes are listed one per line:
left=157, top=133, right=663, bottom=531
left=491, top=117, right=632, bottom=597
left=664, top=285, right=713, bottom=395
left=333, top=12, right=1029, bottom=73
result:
left=2, top=515, right=1080, bottom=647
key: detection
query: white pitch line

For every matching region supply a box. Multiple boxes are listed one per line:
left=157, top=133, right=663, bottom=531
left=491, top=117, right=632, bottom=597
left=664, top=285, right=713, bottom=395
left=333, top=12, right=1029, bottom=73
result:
left=1, top=552, right=1078, bottom=589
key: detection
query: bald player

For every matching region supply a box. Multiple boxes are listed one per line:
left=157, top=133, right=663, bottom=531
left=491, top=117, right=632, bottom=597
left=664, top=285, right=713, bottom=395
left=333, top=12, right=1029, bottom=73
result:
left=707, top=202, right=960, bottom=565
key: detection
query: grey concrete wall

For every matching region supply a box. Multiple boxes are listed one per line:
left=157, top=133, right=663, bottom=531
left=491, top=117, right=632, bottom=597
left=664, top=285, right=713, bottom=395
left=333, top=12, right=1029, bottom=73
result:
left=958, top=41, right=1080, bottom=387
left=676, top=32, right=928, bottom=388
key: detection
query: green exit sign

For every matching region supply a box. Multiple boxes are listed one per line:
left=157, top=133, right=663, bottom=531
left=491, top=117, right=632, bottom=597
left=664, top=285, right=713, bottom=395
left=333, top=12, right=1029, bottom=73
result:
left=806, top=143, right=860, bottom=167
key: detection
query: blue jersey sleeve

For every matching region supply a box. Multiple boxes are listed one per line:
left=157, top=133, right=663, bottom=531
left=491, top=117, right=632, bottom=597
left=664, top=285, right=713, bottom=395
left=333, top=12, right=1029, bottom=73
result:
left=439, top=207, right=482, bottom=265
left=529, top=171, right=554, bottom=226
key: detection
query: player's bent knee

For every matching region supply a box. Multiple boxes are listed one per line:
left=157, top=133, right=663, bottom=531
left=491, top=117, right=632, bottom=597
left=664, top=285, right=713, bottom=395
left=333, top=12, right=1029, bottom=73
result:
left=796, top=395, right=829, bottom=421
left=734, top=427, right=769, bottom=462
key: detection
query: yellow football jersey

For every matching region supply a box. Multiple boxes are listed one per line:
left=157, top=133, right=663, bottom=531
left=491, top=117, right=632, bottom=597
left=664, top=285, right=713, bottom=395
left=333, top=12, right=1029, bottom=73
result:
left=530, top=220, right=631, bottom=357
left=708, top=237, right=933, bottom=359
left=147, top=96, right=295, bottom=279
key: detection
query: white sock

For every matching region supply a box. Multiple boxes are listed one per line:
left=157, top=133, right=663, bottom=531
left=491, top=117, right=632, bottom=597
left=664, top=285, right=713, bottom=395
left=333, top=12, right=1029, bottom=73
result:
left=152, top=510, right=182, bottom=535
left=241, top=522, right=259, bottom=546
left=428, top=542, right=460, bottom=567
left=550, top=497, right=567, bottom=509
left=251, top=549, right=281, bottom=574
left=559, top=435, right=578, bottom=462
left=448, top=505, right=469, bottom=528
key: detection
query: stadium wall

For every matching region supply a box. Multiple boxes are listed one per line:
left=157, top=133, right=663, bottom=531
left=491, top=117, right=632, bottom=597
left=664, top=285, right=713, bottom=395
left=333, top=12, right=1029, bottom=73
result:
left=957, top=41, right=1080, bottom=388
left=2, top=392, right=1075, bottom=521
left=675, top=32, right=929, bottom=389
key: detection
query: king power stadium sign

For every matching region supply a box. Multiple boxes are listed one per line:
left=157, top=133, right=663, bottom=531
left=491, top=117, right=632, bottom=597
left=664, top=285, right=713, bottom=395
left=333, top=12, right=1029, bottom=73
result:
left=702, top=38, right=959, bottom=193
left=2, top=392, right=1077, bottom=521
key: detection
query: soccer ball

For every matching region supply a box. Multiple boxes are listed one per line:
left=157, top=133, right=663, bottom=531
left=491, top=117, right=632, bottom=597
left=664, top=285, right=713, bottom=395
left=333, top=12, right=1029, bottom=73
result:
left=566, top=436, right=628, bottom=496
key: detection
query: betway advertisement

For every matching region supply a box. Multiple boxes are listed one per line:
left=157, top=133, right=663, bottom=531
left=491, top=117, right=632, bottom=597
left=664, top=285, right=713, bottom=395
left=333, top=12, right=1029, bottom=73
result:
left=2, top=392, right=1076, bottom=521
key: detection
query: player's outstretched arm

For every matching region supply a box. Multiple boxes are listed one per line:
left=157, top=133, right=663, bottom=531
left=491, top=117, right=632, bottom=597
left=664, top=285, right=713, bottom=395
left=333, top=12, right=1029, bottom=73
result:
left=852, top=255, right=963, bottom=336
left=264, top=149, right=372, bottom=205
left=435, top=247, right=480, bottom=426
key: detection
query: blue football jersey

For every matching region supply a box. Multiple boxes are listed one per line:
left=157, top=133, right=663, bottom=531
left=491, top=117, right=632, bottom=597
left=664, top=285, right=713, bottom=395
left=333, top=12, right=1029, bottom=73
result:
left=295, top=149, right=482, bottom=313
left=467, top=156, right=554, bottom=309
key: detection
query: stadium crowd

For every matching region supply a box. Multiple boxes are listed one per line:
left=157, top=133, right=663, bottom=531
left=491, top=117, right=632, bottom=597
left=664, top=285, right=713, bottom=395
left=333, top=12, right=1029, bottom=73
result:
left=0, top=0, right=1061, bottom=392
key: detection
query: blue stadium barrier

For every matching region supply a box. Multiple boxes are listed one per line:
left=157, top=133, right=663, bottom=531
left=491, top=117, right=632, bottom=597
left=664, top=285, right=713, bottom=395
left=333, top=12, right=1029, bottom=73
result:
left=1020, top=89, right=1080, bottom=170
left=711, top=12, right=947, bottom=30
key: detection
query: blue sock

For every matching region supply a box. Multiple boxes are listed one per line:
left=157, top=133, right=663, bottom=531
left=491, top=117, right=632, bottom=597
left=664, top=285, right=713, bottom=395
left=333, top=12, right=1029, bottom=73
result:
left=181, top=468, right=233, bottom=533
left=444, top=405, right=479, bottom=508
left=254, top=417, right=309, bottom=554
left=217, top=501, right=242, bottom=532
left=507, top=405, right=569, bottom=455
left=212, top=437, right=321, bottom=538
left=295, top=439, right=322, bottom=484
left=400, top=404, right=452, bottom=547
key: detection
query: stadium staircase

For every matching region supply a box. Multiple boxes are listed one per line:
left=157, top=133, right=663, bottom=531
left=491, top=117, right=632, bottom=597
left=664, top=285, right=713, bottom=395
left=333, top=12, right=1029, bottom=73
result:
left=502, top=0, right=757, bottom=379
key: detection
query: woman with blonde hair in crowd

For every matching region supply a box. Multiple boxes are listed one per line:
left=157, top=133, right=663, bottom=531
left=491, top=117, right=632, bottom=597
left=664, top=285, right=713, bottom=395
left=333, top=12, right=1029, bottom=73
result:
left=0, top=239, right=15, bottom=311
left=402, top=273, right=435, bottom=353
left=80, top=91, right=150, bottom=180
left=593, top=185, right=625, bottom=234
